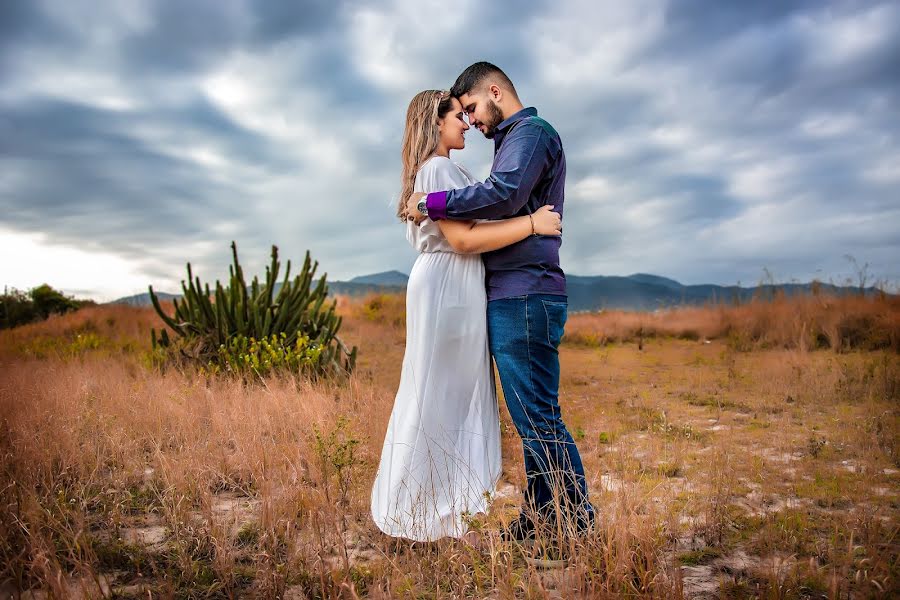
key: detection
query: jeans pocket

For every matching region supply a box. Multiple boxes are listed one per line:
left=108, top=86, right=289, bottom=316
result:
left=541, top=300, right=568, bottom=348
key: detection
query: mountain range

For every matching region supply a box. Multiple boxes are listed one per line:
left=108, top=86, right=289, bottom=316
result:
left=114, top=270, right=877, bottom=312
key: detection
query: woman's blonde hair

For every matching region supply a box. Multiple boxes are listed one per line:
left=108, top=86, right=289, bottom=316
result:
left=397, top=89, right=454, bottom=219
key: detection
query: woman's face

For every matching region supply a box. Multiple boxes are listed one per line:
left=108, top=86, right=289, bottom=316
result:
left=438, top=96, right=470, bottom=151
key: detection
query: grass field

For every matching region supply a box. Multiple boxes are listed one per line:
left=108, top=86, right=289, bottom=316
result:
left=1, top=292, right=897, bottom=598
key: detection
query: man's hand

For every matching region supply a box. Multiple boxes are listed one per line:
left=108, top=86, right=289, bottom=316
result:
left=404, top=192, right=427, bottom=224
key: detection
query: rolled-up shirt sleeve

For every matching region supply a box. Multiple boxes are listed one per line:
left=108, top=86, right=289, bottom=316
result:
left=424, top=190, right=448, bottom=221
left=425, top=121, right=552, bottom=221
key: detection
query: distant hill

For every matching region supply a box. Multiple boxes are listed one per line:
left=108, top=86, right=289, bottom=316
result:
left=349, top=270, right=409, bottom=286
left=113, top=291, right=180, bottom=306
left=564, top=275, right=874, bottom=311
left=111, top=272, right=878, bottom=310
left=328, top=270, right=409, bottom=297
left=113, top=273, right=410, bottom=306
left=625, top=273, right=683, bottom=290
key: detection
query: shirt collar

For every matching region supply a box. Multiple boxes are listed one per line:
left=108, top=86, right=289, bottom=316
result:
left=497, top=106, right=537, bottom=132
left=493, top=107, right=537, bottom=152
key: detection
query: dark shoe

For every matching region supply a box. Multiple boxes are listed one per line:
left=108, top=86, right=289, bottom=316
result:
left=523, top=543, right=569, bottom=569
left=500, top=512, right=537, bottom=543
left=545, top=505, right=596, bottom=540
left=523, top=512, right=595, bottom=569
left=572, top=511, right=596, bottom=538
left=523, top=525, right=569, bottom=569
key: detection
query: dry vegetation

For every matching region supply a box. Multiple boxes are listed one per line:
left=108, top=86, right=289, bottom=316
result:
left=563, top=292, right=900, bottom=353
left=0, top=293, right=898, bottom=599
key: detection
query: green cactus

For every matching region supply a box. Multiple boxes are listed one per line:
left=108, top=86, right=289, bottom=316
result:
left=149, top=241, right=356, bottom=378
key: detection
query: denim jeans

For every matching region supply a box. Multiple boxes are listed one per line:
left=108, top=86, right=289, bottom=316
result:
left=487, top=294, right=594, bottom=524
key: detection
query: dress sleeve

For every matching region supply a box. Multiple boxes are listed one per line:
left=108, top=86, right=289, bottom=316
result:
left=418, top=157, right=473, bottom=194
left=408, top=158, right=472, bottom=252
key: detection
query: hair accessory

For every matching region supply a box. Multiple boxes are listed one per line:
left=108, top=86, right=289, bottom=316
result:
left=433, top=90, right=449, bottom=114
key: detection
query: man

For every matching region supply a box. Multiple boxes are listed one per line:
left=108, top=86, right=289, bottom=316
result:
left=405, top=62, right=594, bottom=542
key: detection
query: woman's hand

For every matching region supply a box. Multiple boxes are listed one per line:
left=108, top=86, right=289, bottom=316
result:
left=531, top=205, right=562, bottom=236
left=405, top=192, right=427, bottom=224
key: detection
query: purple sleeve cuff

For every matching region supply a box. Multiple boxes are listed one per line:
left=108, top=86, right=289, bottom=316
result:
left=425, top=190, right=448, bottom=221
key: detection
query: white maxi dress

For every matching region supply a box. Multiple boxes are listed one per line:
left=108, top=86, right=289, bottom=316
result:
left=371, top=156, right=502, bottom=541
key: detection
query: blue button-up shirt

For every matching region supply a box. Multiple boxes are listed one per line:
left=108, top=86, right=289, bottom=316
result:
left=425, top=107, right=566, bottom=301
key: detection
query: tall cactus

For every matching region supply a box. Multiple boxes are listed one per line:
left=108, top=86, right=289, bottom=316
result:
left=149, top=241, right=356, bottom=377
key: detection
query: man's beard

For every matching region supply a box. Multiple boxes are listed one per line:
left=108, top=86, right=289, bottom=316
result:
left=482, top=102, right=505, bottom=139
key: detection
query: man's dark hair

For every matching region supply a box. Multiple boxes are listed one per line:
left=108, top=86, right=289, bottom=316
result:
left=450, top=61, right=519, bottom=99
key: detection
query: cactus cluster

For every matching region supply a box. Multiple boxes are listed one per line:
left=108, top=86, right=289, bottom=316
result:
left=149, top=241, right=356, bottom=377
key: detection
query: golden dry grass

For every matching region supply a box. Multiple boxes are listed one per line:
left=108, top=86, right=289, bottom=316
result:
left=564, top=292, right=900, bottom=353
left=0, top=293, right=897, bottom=598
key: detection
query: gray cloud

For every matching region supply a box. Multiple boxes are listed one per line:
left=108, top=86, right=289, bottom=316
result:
left=1, top=0, right=898, bottom=300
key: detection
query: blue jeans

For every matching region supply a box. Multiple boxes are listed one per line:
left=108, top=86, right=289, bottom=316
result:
left=487, top=294, right=594, bottom=524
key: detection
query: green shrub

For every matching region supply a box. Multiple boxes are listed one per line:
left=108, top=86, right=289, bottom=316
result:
left=149, top=241, right=356, bottom=379
left=210, top=332, right=324, bottom=377
left=0, top=284, right=91, bottom=330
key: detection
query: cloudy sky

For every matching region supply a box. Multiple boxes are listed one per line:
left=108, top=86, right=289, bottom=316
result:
left=1, top=0, right=898, bottom=301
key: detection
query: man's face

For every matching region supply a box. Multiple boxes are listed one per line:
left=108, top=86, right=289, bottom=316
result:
left=458, top=90, right=504, bottom=139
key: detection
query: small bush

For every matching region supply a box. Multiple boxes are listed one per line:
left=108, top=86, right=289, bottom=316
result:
left=1, top=284, right=92, bottom=330
left=358, top=293, right=405, bottom=327
left=211, top=332, right=325, bottom=378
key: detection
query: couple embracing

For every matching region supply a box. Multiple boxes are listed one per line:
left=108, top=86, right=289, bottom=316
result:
left=370, top=62, right=594, bottom=548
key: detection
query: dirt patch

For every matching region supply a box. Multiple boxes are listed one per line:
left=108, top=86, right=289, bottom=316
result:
left=599, top=473, right=626, bottom=493
left=757, top=447, right=803, bottom=463
left=12, top=573, right=117, bottom=599
left=184, top=491, right=262, bottom=538
left=680, top=549, right=771, bottom=599
left=209, top=491, right=260, bottom=518
left=736, top=492, right=813, bottom=518
left=119, top=524, right=168, bottom=551
left=681, top=564, right=720, bottom=598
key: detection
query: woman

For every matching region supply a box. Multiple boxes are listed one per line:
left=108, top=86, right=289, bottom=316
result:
left=370, top=90, right=561, bottom=542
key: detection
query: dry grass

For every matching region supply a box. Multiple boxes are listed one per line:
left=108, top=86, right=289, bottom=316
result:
left=565, top=292, right=900, bottom=353
left=0, top=292, right=897, bottom=598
